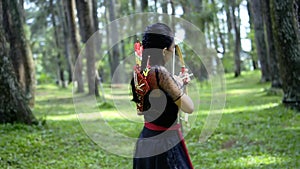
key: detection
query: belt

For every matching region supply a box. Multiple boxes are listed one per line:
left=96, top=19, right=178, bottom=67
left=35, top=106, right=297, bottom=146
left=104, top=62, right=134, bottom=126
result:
left=144, top=122, right=181, bottom=131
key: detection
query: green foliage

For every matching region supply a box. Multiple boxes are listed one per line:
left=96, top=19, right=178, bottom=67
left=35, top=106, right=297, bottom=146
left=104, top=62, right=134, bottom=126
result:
left=0, top=73, right=299, bottom=167
left=37, top=73, right=53, bottom=84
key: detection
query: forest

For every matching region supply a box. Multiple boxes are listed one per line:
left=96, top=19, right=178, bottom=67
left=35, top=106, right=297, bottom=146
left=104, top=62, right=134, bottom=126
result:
left=0, top=0, right=299, bottom=168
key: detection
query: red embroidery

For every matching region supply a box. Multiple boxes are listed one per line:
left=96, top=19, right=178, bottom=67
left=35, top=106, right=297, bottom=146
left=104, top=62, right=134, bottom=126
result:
left=133, top=59, right=151, bottom=113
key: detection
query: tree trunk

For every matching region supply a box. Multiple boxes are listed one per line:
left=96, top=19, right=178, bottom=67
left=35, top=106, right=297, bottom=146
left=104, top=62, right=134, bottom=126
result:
left=92, top=0, right=101, bottom=97
left=211, top=0, right=222, bottom=53
left=59, top=0, right=73, bottom=84
left=3, top=0, right=35, bottom=106
left=64, top=0, right=84, bottom=92
left=261, top=0, right=282, bottom=88
left=50, top=0, right=66, bottom=88
left=170, top=0, right=176, bottom=32
left=0, top=0, right=37, bottom=124
left=246, top=0, right=258, bottom=70
left=107, top=0, right=120, bottom=82
left=131, top=0, right=136, bottom=11
left=76, top=0, right=96, bottom=95
left=225, top=0, right=234, bottom=54
left=211, top=0, right=221, bottom=53
left=250, top=0, right=270, bottom=82
left=104, top=5, right=112, bottom=82
left=161, top=1, right=168, bottom=13
left=92, top=0, right=99, bottom=32
left=211, top=0, right=224, bottom=71
left=271, top=0, right=300, bottom=110
left=141, top=0, right=148, bottom=12
left=231, top=2, right=242, bottom=77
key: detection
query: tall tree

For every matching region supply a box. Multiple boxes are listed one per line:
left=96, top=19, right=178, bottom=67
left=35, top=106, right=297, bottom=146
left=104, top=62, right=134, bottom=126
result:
left=161, top=1, right=168, bottom=13
left=222, top=0, right=236, bottom=73
left=50, top=0, right=66, bottom=88
left=92, top=0, right=99, bottom=32
left=0, top=0, right=36, bottom=124
left=107, top=0, right=120, bottom=82
left=261, top=0, right=281, bottom=88
left=225, top=0, right=234, bottom=54
left=92, top=0, right=101, bottom=96
left=64, top=0, right=84, bottom=92
left=211, top=0, right=225, bottom=55
left=250, top=0, right=270, bottom=82
left=271, top=0, right=300, bottom=110
left=246, top=0, right=258, bottom=70
left=3, top=0, right=36, bottom=105
left=131, top=0, right=136, bottom=12
left=76, top=0, right=97, bottom=95
left=141, top=0, right=148, bottom=12
left=59, top=0, right=73, bottom=84
left=231, top=0, right=242, bottom=77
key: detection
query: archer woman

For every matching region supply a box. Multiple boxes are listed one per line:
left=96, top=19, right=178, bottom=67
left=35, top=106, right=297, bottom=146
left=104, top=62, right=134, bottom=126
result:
left=131, top=23, right=194, bottom=169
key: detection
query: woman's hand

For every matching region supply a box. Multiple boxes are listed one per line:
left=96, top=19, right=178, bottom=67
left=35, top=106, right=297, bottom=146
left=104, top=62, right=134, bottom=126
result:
left=179, top=68, right=192, bottom=85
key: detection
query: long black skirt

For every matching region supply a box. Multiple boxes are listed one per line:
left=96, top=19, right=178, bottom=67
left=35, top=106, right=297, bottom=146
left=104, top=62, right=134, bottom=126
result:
left=133, top=125, right=193, bottom=169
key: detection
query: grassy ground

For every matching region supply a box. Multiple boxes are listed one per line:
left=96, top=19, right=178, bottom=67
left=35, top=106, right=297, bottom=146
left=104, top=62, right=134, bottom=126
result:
left=0, top=70, right=299, bottom=168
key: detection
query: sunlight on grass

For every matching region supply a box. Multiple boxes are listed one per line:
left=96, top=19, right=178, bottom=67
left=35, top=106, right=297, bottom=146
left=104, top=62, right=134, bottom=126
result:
left=46, top=110, right=144, bottom=124
left=197, top=102, right=280, bottom=115
left=46, top=114, right=77, bottom=120
left=224, top=103, right=280, bottom=114
left=282, top=126, right=300, bottom=130
left=226, top=88, right=259, bottom=95
left=233, top=155, right=290, bottom=167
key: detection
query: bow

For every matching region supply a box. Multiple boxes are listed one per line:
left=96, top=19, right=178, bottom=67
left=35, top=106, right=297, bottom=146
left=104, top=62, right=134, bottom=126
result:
left=174, top=44, right=193, bottom=132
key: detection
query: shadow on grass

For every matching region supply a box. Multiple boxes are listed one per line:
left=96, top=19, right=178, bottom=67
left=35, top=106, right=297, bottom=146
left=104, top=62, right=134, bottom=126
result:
left=36, top=97, right=74, bottom=105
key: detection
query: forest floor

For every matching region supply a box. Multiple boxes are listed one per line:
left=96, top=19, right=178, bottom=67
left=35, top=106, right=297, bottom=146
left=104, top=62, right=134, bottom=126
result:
left=0, top=70, right=299, bottom=169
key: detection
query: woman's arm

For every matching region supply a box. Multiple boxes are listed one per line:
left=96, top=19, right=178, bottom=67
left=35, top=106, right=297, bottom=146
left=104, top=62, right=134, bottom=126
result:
left=173, top=75, right=194, bottom=114
left=175, top=94, right=194, bottom=114
left=157, top=66, right=194, bottom=114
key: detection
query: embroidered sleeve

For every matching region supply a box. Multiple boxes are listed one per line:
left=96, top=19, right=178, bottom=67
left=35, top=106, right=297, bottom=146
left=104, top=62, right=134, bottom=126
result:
left=157, top=66, right=183, bottom=101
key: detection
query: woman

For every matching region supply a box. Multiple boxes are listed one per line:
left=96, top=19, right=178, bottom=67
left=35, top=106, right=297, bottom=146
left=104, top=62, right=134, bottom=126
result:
left=131, top=23, right=194, bottom=169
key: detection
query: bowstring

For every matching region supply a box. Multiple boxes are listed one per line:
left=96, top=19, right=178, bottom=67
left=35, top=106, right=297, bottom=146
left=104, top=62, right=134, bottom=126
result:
left=174, top=45, right=185, bottom=135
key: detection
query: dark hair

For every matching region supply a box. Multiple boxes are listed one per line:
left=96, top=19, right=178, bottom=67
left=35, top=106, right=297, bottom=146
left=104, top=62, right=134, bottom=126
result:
left=140, top=23, right=174, bottom=71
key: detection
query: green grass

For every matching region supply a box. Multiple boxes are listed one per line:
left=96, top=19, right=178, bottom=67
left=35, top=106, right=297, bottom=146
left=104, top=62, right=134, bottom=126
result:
left=0, top=70, right=299, bottom=168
